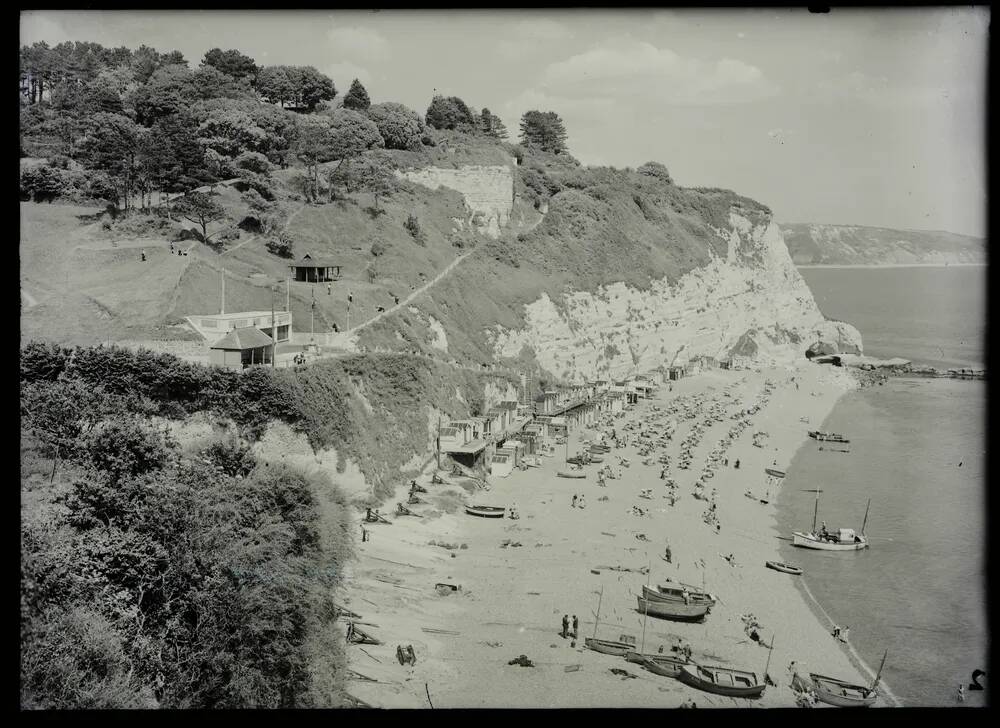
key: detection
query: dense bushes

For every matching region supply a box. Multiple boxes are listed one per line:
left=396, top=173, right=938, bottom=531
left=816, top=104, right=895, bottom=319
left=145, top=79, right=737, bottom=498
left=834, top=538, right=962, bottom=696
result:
left=21, top=369, right=353, bottom=707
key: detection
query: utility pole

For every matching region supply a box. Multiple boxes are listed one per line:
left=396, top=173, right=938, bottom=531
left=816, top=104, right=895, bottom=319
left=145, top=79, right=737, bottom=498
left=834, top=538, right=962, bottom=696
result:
left=310, top=286, right=316, bottom=343
left=220, top=268, right=225, bottom=314
left=286, top=275, right=290, bottom=311
left=270, top=284, right=276, bottom=368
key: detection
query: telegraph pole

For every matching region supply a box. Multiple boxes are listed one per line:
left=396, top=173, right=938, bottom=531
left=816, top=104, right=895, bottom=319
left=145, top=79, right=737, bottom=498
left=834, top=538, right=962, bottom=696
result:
left=270, top=283, right=276, bottom=368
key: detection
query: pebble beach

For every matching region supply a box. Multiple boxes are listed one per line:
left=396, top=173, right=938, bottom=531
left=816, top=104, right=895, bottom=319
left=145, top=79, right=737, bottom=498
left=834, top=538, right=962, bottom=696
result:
left=338, top=362, right=898, bottom=708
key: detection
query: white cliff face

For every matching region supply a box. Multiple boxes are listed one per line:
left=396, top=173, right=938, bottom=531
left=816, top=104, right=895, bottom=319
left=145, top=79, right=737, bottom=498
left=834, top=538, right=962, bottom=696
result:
left=398, top=163, right=515, bottom=238
left=490, top=212, right=863, bottom=381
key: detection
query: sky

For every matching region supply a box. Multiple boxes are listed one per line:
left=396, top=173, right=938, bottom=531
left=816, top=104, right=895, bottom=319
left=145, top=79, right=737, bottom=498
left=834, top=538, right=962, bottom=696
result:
left=21, top=8, right=989, bottom=237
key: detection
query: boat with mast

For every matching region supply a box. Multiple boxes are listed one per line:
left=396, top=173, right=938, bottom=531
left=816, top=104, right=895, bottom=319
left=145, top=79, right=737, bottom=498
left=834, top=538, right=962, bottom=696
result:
left=584, top=585, right=636, bottom=656
left=677, top=633, right=772, bottom=698
left=810, top=650, right=888, bottom=707
left=792, top=491, right=870, bottom=551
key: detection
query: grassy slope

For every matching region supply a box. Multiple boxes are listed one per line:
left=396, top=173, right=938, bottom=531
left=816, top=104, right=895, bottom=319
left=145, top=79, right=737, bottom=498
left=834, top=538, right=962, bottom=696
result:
left=355, top=148, right=772, bottom=381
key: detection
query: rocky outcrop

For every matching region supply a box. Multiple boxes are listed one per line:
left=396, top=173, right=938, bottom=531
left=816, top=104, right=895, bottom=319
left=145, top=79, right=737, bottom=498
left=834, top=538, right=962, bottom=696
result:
left=490, top=211, right=864, bottom=381
left=399, top=162, right=515, bottom=239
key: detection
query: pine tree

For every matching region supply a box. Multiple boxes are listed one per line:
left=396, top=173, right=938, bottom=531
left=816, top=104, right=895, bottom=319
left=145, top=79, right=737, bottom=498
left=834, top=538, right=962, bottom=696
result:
left=343, top=78, right=371, bottom=111
left=519, top=110, right=568, bottom=154
left=480, top=108, right=508, bottom=140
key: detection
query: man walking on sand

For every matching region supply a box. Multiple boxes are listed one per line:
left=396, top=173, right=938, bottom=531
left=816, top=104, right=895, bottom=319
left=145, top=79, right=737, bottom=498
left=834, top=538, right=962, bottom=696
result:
left=572, top=615, right=579, bottom=639
left=562, top=614, right=569, bottom=638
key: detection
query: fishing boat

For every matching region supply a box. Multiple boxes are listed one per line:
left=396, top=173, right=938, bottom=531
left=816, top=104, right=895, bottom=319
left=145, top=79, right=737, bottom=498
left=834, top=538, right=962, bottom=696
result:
left=464, top=505, right=506, bottom=518
left=792, top=493, right=871, bottom=551
left=765, top=467, right=786, bottom=478
left=557, top=470, right=587, bottom=479
left=636, top=654, right=691, bottom=678
left=808, top=430, right=850, bottom=444
left=585, top=585, right=637, bottom=656
left=642, top=581, right=717, bottom=606
left=765, top=561, right=802, bottom=575
left=590, top=444, right=611, bottom=454
left=584, top=637, right=635, bottom=656
left=636, top=596, right=710, bottom=622
left=810, top=650, right=888, bottom=708
left=677, top=663, right=766, bottom=698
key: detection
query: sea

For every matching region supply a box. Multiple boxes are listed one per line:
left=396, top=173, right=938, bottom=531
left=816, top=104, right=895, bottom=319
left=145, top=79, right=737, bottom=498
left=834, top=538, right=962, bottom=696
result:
left=775, top=265, right=988, bottom=707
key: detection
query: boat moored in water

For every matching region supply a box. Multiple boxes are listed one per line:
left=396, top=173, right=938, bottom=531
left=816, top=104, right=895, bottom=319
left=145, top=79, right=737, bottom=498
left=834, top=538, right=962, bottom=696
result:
left=793, top=494, right=871, bottom=551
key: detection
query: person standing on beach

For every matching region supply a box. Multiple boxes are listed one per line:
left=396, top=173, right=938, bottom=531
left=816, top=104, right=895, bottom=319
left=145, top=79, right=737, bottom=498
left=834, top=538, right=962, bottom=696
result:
left=572, top=494, right=578, bottom=508
left=572, top=615, right=579, bottom=639
left=957, top=684, right=965, bottom=702
left=578, top=494, right=586, bottom=509
left=562, top=614, right=569, bottom=638
left=840, top=626, right=850, bottom=642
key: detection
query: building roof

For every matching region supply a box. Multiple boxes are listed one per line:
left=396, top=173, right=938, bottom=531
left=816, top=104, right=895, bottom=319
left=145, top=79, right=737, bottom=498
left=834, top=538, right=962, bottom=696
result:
left=290, top=253, right=341, bottom=268
left=210, top=326, right=274, bottom=350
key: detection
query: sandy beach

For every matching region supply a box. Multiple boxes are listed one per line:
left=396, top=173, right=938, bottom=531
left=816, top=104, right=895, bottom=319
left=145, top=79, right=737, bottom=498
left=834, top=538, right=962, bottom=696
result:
left=338, top=362, right=889, bottom=708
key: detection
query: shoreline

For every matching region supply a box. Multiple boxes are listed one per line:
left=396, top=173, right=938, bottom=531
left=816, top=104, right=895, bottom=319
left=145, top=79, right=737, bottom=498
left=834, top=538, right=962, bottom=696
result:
left=339, top=363, right=895, bottom=707
left=796, top=262, right=985, bottom=269
left=771, top=386, right=905, bottom=707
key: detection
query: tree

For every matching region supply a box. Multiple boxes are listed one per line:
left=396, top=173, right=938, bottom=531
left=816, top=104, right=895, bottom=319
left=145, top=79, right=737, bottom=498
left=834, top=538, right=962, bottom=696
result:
left=265, top=231, right=295, bottom=259
left=20, top=380, right=90, bottom=481
left=323, top=108, right=384, bottom=200
left=293, top=115, right=334, bottom=202
left=202, top=48, right=258, bottom=82
left=637, top=161, right=674, bottom=184
left=174, top=191, right=226, bottom=243
left=78, top=113, right=142, bottom=213
left=425, top=95, right=476, bottom=131
left=188, top=65, right=255, bottom=102
left=367, top=102, right=424, bottom=151
left=140, top=112, right=211, bottom=199
left=519, top=110, right=569, bottom=154
left=256, top=66, right=296, bottom=107
left=287, top=66, right=336, bottom=111
left=342, top=79, right=371, bottom=111
left=130, top=65, right=193, bottom=125
left=353, top=151, right=397, bottom=212
left=480, top=108, right=509, bottom=140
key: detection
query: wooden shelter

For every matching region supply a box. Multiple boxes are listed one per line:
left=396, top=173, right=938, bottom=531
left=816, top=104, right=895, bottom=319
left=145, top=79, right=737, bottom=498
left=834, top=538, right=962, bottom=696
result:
left=289, top=253, right=342, bottom=283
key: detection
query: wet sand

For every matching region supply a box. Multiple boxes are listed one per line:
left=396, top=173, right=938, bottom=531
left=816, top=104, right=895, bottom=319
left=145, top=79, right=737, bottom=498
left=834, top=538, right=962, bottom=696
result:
left=339, top=362, right=882, bottom=708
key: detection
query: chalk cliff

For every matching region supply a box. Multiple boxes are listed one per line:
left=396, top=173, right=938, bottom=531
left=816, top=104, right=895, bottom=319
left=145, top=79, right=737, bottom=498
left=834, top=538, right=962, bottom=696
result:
left=399, top=162, right=515, bottom=238
left=490, top=211, right=862, bottom=381
left=373, top=155, right=863, bottom=384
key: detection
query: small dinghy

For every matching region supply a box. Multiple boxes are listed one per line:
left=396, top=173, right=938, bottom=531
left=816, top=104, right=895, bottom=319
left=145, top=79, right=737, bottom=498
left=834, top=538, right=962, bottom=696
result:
left=677, top=663, right=766, bottom=699
left=765, top=467, right=786, bottom=478
left=765, top=560, right=802, bottom=575
left=464, top=504, right=506, bottom=518
left=637, top=654, right=691, bottom=678
left=557, top=470, right=587, bottom=479
left=584, top=637, right=635, bottom=656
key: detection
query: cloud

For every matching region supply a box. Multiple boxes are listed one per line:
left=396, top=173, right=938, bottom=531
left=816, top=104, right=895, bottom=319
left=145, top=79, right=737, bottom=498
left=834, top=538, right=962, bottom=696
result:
left=538, top=39, right=780, bottom=105
left=496, top=18, right=573, bottom=60
left=19, top=13, right=71, bottom=44
left=326, top=25, right=391, bottom=63
left=324, top=61, right=372, bottom=89
left=813, top=71, right=961, bottom=107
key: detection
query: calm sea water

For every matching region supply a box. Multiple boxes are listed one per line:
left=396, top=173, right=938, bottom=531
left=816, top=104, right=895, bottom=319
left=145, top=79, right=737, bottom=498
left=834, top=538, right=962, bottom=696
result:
left=799, top=265, right=986, bottom=369
left=777, top=266, right=988, bottom=706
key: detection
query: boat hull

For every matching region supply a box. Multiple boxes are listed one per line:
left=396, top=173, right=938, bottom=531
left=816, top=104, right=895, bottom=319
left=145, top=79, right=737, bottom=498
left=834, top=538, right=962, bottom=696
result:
left=584, top=638, right=633, bottom=656
left=641, top=584, right=716, bottom=607
left=677, top=664, right=765, bottom=699
left=635, top=655, right=689, bottom=678
left=637, top=596, right=710, bottom=621
left=792, top=532, right=868, bottom=550
left=765, top=561, right=802, bottom=575
left=464, top=506, right=506, bottom=518
left=764, top=468, right=786, bottom=478
left=557, top=471, right=587, bottom=479
left=809, top=674, right=878, bottom=707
